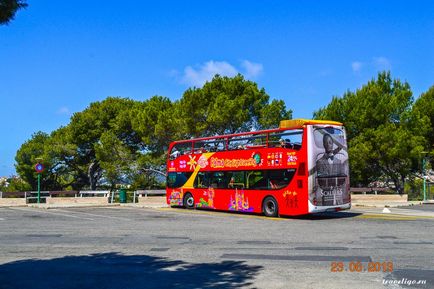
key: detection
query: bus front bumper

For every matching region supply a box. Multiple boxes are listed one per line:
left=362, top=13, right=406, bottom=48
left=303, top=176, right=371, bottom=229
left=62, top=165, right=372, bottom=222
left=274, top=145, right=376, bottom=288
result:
left=308, top=201, right=351, bottom=213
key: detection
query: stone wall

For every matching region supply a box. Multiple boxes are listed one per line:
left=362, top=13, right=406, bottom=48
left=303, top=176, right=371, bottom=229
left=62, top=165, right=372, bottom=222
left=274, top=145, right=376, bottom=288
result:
left=45, top=197, right=109, bottom=205
left=351, top=194, right=408, bottom=203
left=0, top=198, right=27, bottom=207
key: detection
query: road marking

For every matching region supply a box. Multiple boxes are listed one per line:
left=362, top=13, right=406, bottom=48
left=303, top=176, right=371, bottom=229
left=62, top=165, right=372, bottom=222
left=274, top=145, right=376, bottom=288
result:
left=156, top=207, right=284, bottom=221
left=369, top=213, right=434, bottom=219
left=0, top=217, right=4, bottom=221
left=221, top=253, right=372, bottom=262
left=356, top=214, right=420, bottom=221
left=150, top=248, right=170, bottom=252
left=9, top=207, right=95, bottom=220
left=52, top=209, right=133, bottom=221
left=158, top=208, right=434, bottom=221
left=353, top=209, right=434, bottom=218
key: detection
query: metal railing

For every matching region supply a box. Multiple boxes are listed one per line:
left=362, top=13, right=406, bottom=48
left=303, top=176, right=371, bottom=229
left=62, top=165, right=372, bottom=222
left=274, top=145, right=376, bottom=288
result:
left=1, top=189, right=165, bottom=204
left=349, top=187, right=394, bottom=195
left=133, top=189, right=166, bottom=203
left=77, top=191, right=110, bottom=197
left=1, top=190, right=112, bottom=203
left=0, top=191, right=28, bottom=198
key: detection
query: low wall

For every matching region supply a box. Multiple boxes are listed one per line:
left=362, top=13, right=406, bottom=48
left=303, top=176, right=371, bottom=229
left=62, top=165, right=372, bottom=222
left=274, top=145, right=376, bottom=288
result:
left=351, top=194, right=408, bottom=203
left=137, top=196, right=167, bottom=205
left=135, top=190, right=166, bottom=197
left=46, top=197, right=109, bottom=205
left=0, top=198, right=27, bottom=207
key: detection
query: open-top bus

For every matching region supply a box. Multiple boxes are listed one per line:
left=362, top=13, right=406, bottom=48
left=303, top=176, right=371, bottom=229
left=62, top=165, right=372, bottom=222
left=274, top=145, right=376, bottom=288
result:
left=166, top=119, right=350, bottom=217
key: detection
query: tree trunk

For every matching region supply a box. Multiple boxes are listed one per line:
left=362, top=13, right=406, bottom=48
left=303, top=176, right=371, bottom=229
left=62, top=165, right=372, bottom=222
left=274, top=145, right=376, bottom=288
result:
left=399, top=174, right=406, bottom=195
left=88, top=161, right=101, bottom=190
left=391, top=175, right=405, bottom=195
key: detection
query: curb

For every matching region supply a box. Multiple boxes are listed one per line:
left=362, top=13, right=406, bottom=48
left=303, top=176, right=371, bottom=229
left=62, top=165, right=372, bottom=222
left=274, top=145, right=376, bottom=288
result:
left=353, top=201, right=423, bottom=208
left=120, top=203, right=169, bottom=209
left=27, top=203, right=120, bottom=209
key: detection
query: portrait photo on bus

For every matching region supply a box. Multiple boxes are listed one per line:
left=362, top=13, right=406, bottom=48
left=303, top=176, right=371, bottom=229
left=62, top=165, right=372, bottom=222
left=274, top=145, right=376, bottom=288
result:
left=311, top=127, right=349, bottom=206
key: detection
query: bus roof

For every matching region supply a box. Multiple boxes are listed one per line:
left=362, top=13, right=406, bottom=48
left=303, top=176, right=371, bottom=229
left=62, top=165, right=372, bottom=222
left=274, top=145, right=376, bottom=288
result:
left=279, top=119, right=343, bottom=129
left=170, top=119, right=343, bottom=144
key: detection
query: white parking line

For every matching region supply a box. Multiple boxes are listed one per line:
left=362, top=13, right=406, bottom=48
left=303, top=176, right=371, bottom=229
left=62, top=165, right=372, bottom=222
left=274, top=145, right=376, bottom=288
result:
left=52, top=209, right=134, bottom=221
left=9, top=207, right=95, bottom=221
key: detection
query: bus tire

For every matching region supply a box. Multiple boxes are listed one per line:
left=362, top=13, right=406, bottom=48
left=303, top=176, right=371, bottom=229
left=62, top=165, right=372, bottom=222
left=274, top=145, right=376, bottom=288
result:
left=262, top=196, right=278, bottom=217
left=183, top=193, right=195, bottom=209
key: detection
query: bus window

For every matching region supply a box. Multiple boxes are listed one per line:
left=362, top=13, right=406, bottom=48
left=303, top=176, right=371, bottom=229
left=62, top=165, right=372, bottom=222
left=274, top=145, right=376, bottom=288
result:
left=268, top=169, right=296, bottom=189
left=247, top=171, right=267, bottom=189
left=245, top=134, right=267, bottom=149
left=268, top=130, right=303, bottom=149
left=210, top=172, right=226, bottom=189
left=194, top=172, right=211, bottom=188
left=199, top=139, right=226, bottom=152
left=228, top=136, right=249, bottom=150
left=193, top=141, right=207, bottom=154
left=227, top=171, right=245, bottom=189
left=228, top=134, right=267, bottom=150
left=167, top=172, right=193, bottom=188
left=169, top=142, right=192, bottom=159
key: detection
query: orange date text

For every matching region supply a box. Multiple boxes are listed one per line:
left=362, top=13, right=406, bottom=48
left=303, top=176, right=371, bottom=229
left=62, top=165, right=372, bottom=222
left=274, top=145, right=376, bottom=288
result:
left=330, top=261, right=393, bottom=273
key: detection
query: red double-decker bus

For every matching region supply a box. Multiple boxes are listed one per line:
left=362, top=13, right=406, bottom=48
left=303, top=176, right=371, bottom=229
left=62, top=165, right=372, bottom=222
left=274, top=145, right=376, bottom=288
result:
left=166, top=119, right=350, bottom=217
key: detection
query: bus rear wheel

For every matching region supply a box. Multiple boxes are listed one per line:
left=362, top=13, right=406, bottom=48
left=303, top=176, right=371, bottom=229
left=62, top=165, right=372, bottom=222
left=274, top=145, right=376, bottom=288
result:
left=183, top=193, right=195, bottom=209
left=263, top=196, right=278, bottom=217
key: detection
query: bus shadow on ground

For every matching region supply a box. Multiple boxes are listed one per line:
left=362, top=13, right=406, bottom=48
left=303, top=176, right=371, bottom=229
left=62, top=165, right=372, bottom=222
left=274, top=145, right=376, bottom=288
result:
left=289, top=211, right=362, bottom=220
left=0, top=252, right=262, bottom=289
left=194, top=208, right=361, bottom=220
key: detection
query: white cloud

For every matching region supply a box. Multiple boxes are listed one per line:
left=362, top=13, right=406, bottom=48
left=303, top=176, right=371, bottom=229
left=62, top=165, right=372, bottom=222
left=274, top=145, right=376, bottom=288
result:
left=179, top=60, right=264, bottom=87
left=373, top=57, right=391, bottom=71
left=319, top=69, right=333, bottom=77
left=168, top=69, right=180, bottom=77
left=241, top=60, right=263, bottom=78
left=351, top=57, right=391, bottom=74
left=56, top=106, right=70, bottom=115
left=181, top=60, right=238, bottom=87
left=351, top=61, right=363, bottom=73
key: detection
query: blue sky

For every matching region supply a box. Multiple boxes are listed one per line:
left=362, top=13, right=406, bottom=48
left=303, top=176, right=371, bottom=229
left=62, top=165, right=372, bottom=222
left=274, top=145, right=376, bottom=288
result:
left=1, top=1, right=434, bottom=176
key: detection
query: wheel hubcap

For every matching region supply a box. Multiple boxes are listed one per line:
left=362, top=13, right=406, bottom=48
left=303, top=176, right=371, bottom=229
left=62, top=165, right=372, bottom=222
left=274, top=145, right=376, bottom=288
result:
left=266, top=201, right=275, bottom=214
left=186, top=197, right=194, bottom=207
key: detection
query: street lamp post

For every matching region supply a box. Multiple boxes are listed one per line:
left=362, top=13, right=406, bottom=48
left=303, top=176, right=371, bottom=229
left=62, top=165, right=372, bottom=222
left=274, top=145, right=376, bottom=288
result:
left=422, top=157, right=427, bottom=202
left=35, top=160, right=44, bottom=204
left=420, top=152, right=429, bottom=202
left=37, top=173, right=41, bottom=203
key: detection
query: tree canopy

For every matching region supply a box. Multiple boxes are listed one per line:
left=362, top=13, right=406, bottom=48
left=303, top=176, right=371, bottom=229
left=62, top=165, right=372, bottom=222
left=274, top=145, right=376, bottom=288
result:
left=314, top=72, right=429, bottom=192
left=0, top=0, right=27, bottom=25
left=412, top=85, right=434, bottom=168
left=177, top=74, right=292, bottom=136
left=14, top=75, right=291, bottom=191
left=12, top=72, right=434, bottom=194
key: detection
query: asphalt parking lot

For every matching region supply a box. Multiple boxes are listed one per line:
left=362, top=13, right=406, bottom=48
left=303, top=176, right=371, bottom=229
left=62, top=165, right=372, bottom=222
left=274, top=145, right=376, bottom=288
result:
left=0, top=205, right=433, bottom=289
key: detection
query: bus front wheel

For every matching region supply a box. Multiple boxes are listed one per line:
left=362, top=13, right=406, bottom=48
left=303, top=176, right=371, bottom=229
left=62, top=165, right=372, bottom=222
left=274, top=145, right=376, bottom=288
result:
left=262, top=196, right=278, bottom=217
left=183, top=193, right=195, bottom=209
